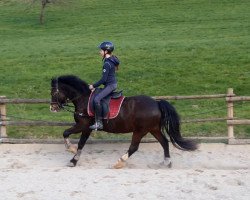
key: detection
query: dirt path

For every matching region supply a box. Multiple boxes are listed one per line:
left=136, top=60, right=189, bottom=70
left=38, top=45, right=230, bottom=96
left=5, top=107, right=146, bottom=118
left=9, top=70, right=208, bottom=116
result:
left=0, top=143, right=249, bottom=200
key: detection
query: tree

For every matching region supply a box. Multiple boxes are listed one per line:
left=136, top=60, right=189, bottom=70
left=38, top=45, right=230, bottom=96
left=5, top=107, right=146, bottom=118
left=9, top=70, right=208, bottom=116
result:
left=40, top=0, right=52, bottom=24
left=29, top=0, right=70, bottom=24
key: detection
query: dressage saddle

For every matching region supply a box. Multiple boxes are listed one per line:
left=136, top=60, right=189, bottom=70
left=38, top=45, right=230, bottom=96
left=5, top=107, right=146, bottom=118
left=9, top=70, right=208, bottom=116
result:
left=88, top=89, right=124, bottom=119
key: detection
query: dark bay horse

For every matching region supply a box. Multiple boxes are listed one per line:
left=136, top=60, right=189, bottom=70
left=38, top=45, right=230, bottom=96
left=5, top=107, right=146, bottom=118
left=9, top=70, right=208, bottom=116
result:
left=50, top=75, right=197, bottom=168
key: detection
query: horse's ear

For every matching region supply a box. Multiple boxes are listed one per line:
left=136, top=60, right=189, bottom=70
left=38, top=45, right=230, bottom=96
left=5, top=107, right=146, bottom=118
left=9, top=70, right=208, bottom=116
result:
left=51, top=76, right=58, bottom=81
left=51, top=76, right=58, bottom=86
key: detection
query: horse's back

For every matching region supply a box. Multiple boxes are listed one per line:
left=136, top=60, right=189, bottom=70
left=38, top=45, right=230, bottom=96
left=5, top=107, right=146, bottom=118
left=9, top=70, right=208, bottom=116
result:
left=103, top=95, right=161, bottom=133
left=126, top=95, right=159, bottom=110
left=121, top=95, right=161, bottom=122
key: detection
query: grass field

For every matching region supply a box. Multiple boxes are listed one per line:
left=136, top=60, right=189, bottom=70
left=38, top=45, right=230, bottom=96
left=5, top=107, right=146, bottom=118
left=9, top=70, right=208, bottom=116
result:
left=0, top=0, right=250, bottom=139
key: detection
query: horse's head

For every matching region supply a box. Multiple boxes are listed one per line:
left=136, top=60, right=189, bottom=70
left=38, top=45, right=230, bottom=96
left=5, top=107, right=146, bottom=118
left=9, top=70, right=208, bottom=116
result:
left=50, top=77, right=68, bottom=112
left=50, top=75, right=91, bottom=112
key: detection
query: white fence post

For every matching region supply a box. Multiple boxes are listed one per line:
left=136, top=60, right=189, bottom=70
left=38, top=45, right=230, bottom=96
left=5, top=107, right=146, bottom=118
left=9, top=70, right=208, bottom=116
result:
left=0, top=96, right=7, bottom=138
left=227, top=88, right=234, bottom=142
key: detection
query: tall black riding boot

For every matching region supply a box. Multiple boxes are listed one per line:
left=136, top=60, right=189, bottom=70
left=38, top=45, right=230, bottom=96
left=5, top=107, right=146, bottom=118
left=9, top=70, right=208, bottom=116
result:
left=89, top=103, right=103, bottom=130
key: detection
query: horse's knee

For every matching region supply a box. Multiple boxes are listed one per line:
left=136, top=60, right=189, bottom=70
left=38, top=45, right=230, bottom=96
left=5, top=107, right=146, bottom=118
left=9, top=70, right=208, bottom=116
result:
left=63, top=131, right=70, bottom=138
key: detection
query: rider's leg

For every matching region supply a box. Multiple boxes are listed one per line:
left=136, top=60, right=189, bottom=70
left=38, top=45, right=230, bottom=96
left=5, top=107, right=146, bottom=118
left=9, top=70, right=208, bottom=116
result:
left=90, top=102, right=103, bottom=130
left=89, top=84, right=117, bottom=130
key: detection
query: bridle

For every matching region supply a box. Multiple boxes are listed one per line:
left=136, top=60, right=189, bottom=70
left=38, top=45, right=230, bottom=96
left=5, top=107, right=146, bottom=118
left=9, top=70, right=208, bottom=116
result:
left=50, top=78, right=89, bottom=117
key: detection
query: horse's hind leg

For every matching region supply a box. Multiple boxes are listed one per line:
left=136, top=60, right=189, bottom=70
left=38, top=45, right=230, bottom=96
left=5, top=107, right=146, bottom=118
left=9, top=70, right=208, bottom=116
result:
left=150, top=130, right=172, bottom=167
left=113, top=131, right=147, bottom=169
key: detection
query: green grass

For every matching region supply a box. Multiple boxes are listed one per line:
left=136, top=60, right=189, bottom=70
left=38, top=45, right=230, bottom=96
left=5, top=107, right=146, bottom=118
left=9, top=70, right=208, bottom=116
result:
left=0, top=0, right=250, bottom=139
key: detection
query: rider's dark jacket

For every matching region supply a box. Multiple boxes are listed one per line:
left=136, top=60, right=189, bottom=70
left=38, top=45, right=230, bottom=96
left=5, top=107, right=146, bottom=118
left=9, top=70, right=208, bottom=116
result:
left=93, top=56, right=120, bottom=88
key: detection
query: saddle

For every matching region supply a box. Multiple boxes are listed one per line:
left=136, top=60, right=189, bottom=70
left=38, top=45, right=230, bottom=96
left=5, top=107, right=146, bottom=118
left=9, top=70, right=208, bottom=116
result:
left=87, top=88, right=125, bottom=119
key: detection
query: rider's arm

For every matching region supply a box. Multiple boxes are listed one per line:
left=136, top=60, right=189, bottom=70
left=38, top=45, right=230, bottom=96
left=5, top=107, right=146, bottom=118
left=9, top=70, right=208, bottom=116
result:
left=93, top=63, right=110, bottom=88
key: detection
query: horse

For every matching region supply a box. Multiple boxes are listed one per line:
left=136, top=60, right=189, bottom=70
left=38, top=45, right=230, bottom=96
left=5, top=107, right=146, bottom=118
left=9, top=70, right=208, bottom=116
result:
left=50, top=75, right=197, bottom=168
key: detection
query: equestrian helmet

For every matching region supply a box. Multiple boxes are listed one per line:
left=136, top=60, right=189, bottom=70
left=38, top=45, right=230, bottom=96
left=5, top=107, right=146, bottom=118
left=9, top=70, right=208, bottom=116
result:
left=98, top=41, right=114, bottom=53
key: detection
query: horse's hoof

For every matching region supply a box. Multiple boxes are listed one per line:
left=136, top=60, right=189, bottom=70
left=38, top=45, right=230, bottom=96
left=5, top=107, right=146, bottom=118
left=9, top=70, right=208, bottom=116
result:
left=113, top=161, right=126, bottom=169
left=67, top=157, right=78, bottom=167
left=67, top=161, right=76, bottom=167
left=66, top=145, right=77, bottom=154
left=167, top=162, right=172, bottom=168
left=160, top=160, right=172, bottom=168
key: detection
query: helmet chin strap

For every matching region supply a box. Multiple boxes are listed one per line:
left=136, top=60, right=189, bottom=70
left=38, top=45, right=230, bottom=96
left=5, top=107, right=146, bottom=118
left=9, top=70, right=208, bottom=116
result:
left=102, top=51, right=107, bottom=60
left=102, top=51, right=111, bottom=60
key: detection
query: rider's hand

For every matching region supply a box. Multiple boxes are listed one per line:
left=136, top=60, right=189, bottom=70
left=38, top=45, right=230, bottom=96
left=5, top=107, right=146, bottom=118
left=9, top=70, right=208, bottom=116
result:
left=89, top=85, right=94, bottom=91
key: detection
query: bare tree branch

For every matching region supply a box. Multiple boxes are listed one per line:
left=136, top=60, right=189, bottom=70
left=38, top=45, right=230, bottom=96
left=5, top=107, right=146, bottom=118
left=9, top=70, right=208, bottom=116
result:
left=23, top=0, right=73, bottom=24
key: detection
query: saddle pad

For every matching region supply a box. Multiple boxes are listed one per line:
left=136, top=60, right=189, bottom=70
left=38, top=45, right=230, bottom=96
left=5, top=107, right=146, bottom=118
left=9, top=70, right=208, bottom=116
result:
left=87, top=92, right=125, bottom=119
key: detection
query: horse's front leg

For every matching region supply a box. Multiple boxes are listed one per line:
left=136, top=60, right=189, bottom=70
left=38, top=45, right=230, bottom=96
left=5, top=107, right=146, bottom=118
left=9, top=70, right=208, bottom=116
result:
left=63, top=123, right=84, bottom=154
left=64, top=138, right=78, bottom=154
left=68, top=129, right=91, bottom=167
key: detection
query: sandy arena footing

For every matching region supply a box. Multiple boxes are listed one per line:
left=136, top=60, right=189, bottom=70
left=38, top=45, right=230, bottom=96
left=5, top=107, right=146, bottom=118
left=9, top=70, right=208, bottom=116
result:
left=0, top=143, right=249, bottom=200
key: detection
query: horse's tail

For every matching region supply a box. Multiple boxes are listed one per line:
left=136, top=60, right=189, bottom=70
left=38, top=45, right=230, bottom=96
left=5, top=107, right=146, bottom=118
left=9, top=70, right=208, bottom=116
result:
left=158, top=100, right=197, bottom=151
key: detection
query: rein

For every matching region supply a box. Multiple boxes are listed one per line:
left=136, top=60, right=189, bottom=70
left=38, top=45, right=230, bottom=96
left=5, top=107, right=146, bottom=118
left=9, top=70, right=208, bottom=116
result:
left=61, top=105, right=89, bottom=117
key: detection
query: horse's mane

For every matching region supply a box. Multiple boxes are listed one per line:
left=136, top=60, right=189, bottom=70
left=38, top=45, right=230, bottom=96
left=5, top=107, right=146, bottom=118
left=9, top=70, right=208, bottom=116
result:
left=51, top=75, right=90, bottom=95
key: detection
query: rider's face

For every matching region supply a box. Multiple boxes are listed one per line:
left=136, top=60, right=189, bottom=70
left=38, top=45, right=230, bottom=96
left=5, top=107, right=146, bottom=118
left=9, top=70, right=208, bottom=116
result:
left=99, top=49, right=105, bottom=57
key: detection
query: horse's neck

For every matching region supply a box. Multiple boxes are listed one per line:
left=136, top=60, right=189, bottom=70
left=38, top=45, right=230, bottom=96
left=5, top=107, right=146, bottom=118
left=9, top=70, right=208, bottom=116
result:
left=72, top=93, right=89, bottom=112
left=62, top=83, right=90, bottom=112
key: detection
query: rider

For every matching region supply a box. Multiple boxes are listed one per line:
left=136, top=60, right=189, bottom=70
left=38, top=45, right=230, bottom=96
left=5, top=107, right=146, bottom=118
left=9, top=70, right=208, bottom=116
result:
left=89, top=41, right=120, bottom=130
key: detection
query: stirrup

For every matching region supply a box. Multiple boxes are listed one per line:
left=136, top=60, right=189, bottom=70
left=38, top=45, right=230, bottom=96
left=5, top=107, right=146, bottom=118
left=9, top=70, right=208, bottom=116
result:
left=89, top=122, right=103, bottom=130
